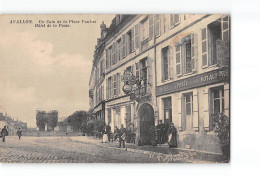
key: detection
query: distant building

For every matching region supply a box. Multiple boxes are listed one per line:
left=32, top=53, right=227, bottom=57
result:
left=0, top=112, right=27, bottom=135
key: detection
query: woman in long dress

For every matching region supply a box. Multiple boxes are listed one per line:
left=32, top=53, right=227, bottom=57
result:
left=168, top=123, right=177, bottom=148
left=102, top=126, right=109, bottom=143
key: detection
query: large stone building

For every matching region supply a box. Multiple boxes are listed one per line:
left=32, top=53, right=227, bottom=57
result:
left=89, top=14, right=230, bottom=153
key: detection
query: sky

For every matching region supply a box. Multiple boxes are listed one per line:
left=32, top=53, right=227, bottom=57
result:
left=0, top=14, right=115, bottom=127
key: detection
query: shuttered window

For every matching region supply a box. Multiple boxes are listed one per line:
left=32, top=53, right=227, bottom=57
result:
left=191, top=34, right=196, bottom=71
left=131, top=28, right=135, bottom=52
left=135, top=24, right=139, bottom=49
left=201, top=27, right=208, bottom=67
left=154, top=14, right=160, bottom=36
left=222, top=16, right=229, bottom=42
left=170, top=14, right=180, bottom=27
left=162, top=47, right=169, bottom=81
left=122, top=34, right=126, bottom=57
left=176, top=44, right=182, bottom=76
left=149, top=15, right=154, bottom=39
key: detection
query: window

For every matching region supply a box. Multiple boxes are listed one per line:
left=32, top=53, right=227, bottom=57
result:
left=170, top=14, right=180, bottom=27
left=106, top=49, right=110, bottom=68
left=131, top=28, right=135, bottom=52
left=184, top=93, right=193, bottom=130
left=141, top=18, right=149, bottom=40
left=140, top=58, right=147, bottom=86
left=211, top=86, right=224, bottom=114
left=201, top=16, right=230, bottom=67
left=100, top=60, right=104, bottom=78
left=108, top=108, right=111, bottom=125
left=117, top=38, right=121, bottom=61
left=127, top=30, right=132, bottom=55
left=162, top=14, right=167, bottom=34
left=122, top=35, right=126, bottom=57
left=176, top=34, right=196, bottom=76
left=149, top=15, right=154, bottom=39
left=112, top=43, right=116, bottom=64
left=209, top=86, right=225, bottom=130
left=113, top=74, right=117, bottom=96
left=107, top=77, right=112, bottom=99
left=135, top=24, right=139, bottom=49
left=135, top=62, right=140, bottom=81
left=154, top=15, right=160, bottom=36
left=163, top=97, right=172, bottom=125
left=208, top=20, right=221, bottom=66
left=162, top=47, right=169, bottom=81
left=183, top=35, right=192, bottom=74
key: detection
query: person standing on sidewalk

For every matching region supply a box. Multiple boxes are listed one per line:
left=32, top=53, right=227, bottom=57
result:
left=16, top=128, right=22, bottom=140
left=1, top=126, right=8, bottom=142
left=168, top=123, right=177, bottom=148
left=156, top=120, right=164, bottom=145
left=119, top=124, right=126, bottom=148
left=114, top=126, right=119, bottom=142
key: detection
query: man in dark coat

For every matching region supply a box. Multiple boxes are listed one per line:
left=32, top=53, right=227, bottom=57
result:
left=1, top=126, right=8, bottom=142
left=17, top=128, right=22, bottom=140
left=156, top=120, right=164, bottom=145
left=119, top=124, right=127, bottom=148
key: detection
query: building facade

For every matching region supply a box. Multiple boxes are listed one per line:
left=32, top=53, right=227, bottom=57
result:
left=89, top=14, right=230, bottom=153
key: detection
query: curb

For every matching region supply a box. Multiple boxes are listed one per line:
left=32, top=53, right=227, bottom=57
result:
left=68, top=137, right=220, bottom=163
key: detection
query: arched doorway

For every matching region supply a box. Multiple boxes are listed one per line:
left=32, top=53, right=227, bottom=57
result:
left=138, top=103, right=155, bottom=145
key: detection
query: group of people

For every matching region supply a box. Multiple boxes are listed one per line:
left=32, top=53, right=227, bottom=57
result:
left=100, top=121, right=177, bottom=148
left=0, top=126, right=22, bottom=142
left=151, top=121, right=178, bottom=148
left=101, top=124, right=135, bottom=148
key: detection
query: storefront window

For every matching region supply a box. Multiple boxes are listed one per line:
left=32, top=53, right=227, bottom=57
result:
left=184, top=93, right=193, bottom=130
left=163, top=97, right=172, bottom=125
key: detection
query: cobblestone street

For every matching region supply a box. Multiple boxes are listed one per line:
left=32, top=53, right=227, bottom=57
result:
left=0, top=136, right=165, bottom=163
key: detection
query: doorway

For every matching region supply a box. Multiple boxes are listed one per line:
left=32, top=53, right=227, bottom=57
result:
left=138, top=103, right=155, bottom=145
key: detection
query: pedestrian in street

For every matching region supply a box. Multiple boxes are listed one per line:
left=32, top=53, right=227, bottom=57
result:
left=106, top=125, right=112, bottom=142
left=114, top=126, right=119, bottom=142
left=129, top=123, right=136, bottom=143
left=119, top=124, right=127, bottom=148
left=16, top=128, right=22, bottom=140
left=102, top=126, right=109, bottom=143
left=156, top=120, right=164, bottom=145
left=168, top=123, right=177, bottom=148
left=1, top=126, right=8, bottom=142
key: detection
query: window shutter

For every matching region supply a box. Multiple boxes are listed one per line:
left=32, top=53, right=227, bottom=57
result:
left=170, top=15, right=174, bottom=27
left=147, top=58, right=153, bottom=89
left=106, top=79, right=108, bottom=99
left=203, top=88, right=210, bottom=131
left=201, top=27, right=208, bottom=67
left=191, top=33, right=198, bottom=71
left=155, top=14, right=160, bottom=36
left=115, top=42, right=118, bottom=63
left=222, top=16, right=229, bottom=42
left=193, top=90, right=199, bottom=131
left=174, top=14, right=180, bottom=25
left=131, top=28, right=135, bottom=52
left=176, top=43, right=182, bottom=76
left=117, top=73, right=121, bottom=96
left=149, top=15, right=154, bottom=40
left=177, top=94, right=183, bottom=131
left=168, top=46, right=174, bottom=79
left=135, top=24, right=139, bottom=49
left=106, top=49, right=109, bottom=68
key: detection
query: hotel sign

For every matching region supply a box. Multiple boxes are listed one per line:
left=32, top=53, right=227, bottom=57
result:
left=156, top=68, right=229, bottom=97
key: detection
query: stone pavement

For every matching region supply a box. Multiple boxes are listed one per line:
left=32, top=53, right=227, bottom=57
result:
left=0, top=136, right=162, bottom=163
left=69, top=136, right=224, bottom=163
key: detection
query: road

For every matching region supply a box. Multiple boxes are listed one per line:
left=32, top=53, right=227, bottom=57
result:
left=0, top=136, right=161, bottom=163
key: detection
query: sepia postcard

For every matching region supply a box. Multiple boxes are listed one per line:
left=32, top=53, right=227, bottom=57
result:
left=0, top=14, right=230, bottom=163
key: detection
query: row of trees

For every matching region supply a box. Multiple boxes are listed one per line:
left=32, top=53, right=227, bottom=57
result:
left=36, top=110, right=58, bottom=132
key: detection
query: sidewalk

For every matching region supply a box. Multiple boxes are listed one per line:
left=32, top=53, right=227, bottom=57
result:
left=69, top=136, right=225, bottom=163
